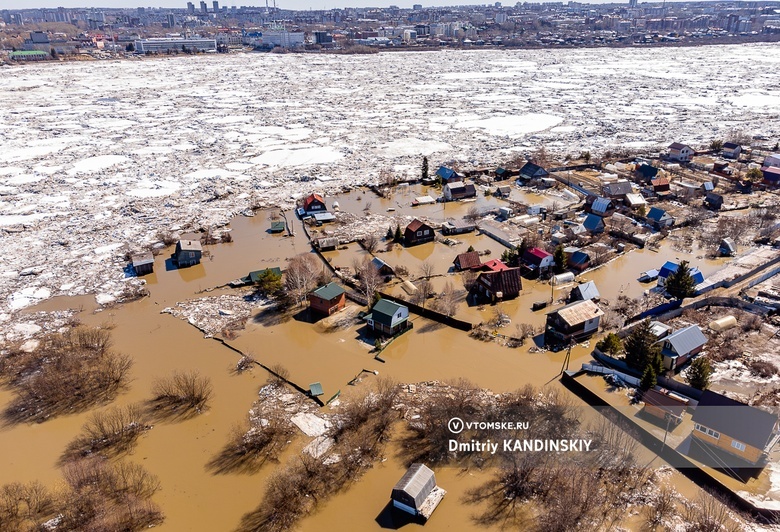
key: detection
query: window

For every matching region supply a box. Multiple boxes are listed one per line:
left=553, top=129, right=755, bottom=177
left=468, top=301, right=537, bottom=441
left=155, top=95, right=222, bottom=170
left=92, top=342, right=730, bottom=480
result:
left=189, top=252, right=195, bottom=258
left=706, top=428, right=720, bottom=439
left=694, top=423, right=707, bottom=433
left=423, top=229, right=429, bottom=235
left=416, top=231, right=422, bottom=236
left=731, top=440, right=746, bottom=452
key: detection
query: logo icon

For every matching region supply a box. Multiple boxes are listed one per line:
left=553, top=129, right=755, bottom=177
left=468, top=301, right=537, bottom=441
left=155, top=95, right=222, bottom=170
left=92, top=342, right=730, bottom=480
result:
left=448, top=417, right=464, bottom=434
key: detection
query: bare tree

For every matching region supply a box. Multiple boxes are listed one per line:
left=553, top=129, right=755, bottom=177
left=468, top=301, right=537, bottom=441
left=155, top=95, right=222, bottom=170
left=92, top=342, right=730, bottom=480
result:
left=412, top=279, right=433, bottom=307
left=434, top=281, right=458, bottom=317
left=419, top=260, right=434, bottom=280
left=357, top=258, right=382, bottom=304
left=682, top=489, right=742, bottom=532
left=285, top=253, right=322, bottom=306
left=462, top=270, right=478, bottom=292
left=150, top=371, right=213, bottom=414
left=362, top=234, right=378, bottom=253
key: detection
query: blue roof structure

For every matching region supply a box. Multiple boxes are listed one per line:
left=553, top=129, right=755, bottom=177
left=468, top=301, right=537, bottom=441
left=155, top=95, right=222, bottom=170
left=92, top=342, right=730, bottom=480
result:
left=591, top=197, right=613, bottom=215
left=583, top=214, right=605, bottom=233
left=658, top=261, right=704, bottom=284
left=647, top=207, right=667, bottom=221
left=436, top=166, right=458, bottom=182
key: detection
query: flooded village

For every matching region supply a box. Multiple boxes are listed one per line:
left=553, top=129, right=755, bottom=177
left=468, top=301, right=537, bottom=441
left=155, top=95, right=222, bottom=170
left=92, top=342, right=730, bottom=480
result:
left=3, top=131, right=780, bottom=531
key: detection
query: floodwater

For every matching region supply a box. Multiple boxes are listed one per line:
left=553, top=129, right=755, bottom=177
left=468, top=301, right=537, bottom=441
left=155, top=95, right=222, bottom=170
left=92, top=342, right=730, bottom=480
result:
left=0, top=204, right=742, bottom=531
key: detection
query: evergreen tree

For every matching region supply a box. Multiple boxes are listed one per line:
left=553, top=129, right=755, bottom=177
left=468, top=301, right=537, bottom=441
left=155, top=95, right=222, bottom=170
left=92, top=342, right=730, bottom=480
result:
left=386, top=225, right=394, bottom=240
left=640, top=365, right=657, bottom=392
left=422, top=156, right=429, bottom=181
left=553, top=245, right=566, bottom=274
left=665, top=260, right=696, bottom=300
left=467, top=245, right=475, bottom=253
left=596, top=333, right=622, bottom=356
left=624, top=319, right=662, bottom=372
left=394, top=225, right=403, bottom=243
left=686, top=356, right=712, bottom=390
left=501, top=246, right=519, bottom=266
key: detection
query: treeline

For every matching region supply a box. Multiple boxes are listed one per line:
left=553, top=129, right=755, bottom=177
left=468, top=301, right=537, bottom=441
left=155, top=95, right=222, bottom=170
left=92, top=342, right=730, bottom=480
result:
left=0, top=328, right=131, bottom=423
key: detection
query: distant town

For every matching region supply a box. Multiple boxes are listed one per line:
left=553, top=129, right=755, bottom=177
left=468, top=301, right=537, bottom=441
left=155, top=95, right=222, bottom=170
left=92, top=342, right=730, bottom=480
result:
left=2, top=0, right=780, bottom=60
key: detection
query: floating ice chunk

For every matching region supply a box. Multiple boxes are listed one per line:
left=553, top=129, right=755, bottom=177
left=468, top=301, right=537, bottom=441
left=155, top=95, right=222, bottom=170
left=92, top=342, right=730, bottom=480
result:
left=95, top=293, right=116, bottom=305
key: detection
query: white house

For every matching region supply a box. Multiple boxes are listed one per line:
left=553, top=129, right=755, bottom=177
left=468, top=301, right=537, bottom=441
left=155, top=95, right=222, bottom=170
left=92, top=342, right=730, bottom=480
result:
left=764, top=153, right=780, bottom=168
left=721, top=142, right=742, bottom=159
left=668, top=143, right=694, bottom=162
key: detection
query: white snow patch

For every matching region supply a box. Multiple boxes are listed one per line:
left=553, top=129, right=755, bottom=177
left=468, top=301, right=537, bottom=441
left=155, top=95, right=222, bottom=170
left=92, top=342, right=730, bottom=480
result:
left=67, top=155, right=130, bottom=175
left=455, top=114, right=563, bottom=137
left=95, top=293, right=116, bottom=305
left=251, top=147, right=343, bottom=168
left=291, top=412, right=330, bottom=437
left=381, top=138, right=452, bottom=157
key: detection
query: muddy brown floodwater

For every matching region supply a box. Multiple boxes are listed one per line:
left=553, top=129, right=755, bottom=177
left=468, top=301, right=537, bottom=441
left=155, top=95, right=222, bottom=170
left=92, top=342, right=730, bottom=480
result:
left=0, top=204, right=736, bottom=531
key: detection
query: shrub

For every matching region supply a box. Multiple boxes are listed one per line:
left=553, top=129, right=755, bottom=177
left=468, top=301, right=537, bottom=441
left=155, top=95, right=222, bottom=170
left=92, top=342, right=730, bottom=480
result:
left=150, top=371, right=212, bottom=415
left=749, top=359, right=778, bottom=379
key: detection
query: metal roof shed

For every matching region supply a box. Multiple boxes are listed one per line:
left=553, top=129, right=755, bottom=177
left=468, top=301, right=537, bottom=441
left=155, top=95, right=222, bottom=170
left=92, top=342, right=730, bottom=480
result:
left=391, top=463, right=446, bottom=519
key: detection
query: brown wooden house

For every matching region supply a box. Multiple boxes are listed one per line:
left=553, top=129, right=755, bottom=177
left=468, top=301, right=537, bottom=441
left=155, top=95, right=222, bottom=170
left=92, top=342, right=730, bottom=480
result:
left=302, top=193, right=326, bottom=214
left=642, top=388, right=689, bottom=426
left=691, top=390, right=778, bottom=466
left=453, top=251, right=482, bottom=271
left=308, top=282, right=346, bottom=316
left=404, top=219, right=434, bottom=246
left=473, top=268, right=523, bottom=303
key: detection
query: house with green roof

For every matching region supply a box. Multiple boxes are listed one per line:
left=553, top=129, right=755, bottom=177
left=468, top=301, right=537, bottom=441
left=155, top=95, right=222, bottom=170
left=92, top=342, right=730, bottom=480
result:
left=365, top=299, right=410, bottom=336
left=308, top=282, right=346, bottom=316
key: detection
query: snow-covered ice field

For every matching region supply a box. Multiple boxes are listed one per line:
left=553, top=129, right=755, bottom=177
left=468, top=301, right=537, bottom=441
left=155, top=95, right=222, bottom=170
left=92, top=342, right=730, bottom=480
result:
left=1, top=44, right=779, bottom=325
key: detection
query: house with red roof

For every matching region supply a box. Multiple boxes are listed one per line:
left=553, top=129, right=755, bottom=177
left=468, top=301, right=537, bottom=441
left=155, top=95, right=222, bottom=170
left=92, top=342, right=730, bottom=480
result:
left=521, top=247, right=554, bottom=277
left=404, top=219, right=434, bottom=246
left=453, top=251, right=482, bottom=271
left=302, top=193, right=326, bottom=214
left=481, top=258, right=510, bottom=272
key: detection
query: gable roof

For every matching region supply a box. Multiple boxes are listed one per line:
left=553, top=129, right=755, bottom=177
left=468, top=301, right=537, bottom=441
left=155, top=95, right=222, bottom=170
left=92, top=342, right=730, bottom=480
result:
left=478, top=268, right=522, bottom=295
left=406, top=219, right=428, bottom=233
left=247, top=267, right=282, bottom=283
left=519, top=162, right=548, bottom=178
left=625, top=193, right=647, bottom=206
left=303, top=193, right=325, bottom=210
left=392, top=463, right=436, bottom=508
left=551, top=299, right=604, bottom=327
left=647, top=207, right=669, bottom=221
left=583, top=214, right=604, bottom=232
left=669, top=142, right=691, bottom=151
left=131, top=252, right=154, bottom=267
left=524, top=247, right=552, bottom=263
left=370, top=299, right=407, bottom=326
left=569, top=250, right=590, bottom=265
left=651, top=177, right=670, bottom=187
left=311, top=282, right=345, bottom=301
left=637, top=164, right=659, bottom=179
left=482, top=258, right=509, bottom=272
left=436, top=166, right=458, bottom=181
left=692, top=390, right=778, bottom=450
left=603, top=181, right=633, bottom=196
left=658, top=261, right=704, bottom=284
left=572, top=281, right=600, bottom=301
left=371, top=256, right=392, bottom=272
left=659, top=325, right=707, bottom=356
left=591, top=197, right=613, bottom=214
left=454, top=251, right=481, bottom=270
left=643, top=388, right=689, bottom=416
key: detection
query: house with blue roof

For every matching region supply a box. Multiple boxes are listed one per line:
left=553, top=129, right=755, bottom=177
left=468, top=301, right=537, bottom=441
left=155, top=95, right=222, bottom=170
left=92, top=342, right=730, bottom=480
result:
left=647, top=207, right=675, bottom=229
left=435, top=166, right=461, bottom=183
left=583, top=214, right=605, bottom=234
left=570, top=281, right=600, bottom=302
left=657, top=261, right=704, bottom=288
left=519, top=162, right=549, bottom=180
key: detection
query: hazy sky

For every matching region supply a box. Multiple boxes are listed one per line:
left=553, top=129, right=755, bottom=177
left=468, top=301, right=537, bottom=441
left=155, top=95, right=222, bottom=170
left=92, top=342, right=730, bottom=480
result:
left=0, top=0, right=617, bottom=11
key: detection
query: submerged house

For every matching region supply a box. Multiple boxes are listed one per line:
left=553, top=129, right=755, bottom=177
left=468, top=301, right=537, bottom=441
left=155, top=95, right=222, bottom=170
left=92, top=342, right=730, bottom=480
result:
left=308, top=282, right=346, bottom=316
left=131, top=252, right=154, bottom=276
left=521, top=247, right=554, bottom=277
left=365, top=299, right=410, bottom=336
left=404, top=219, right=435, bottom=246
left=473, top=268, right=523, bottom=303
left=642, top=387, right=688, bottom=426
left=174, top=239, right=202, bottom=267
left=719, top=238, right=737, bottom=257
left=441, top=219, right=476, bottom=235
left=569, top=281, right=600, bottom=302
left=691, top=390, right=779, bottom=466
left=567, top=250, right=591, bottom=272
left=435, top=166, right=462, bottom=183
left=302, top=193, right=326, bottom=214
left=545, top=299, right=604, bottom=345
left=657, top=261, right=704, bottom=288
left=391, top=463, right=446, bottom=521
left=656, top=324, right=707, bottom=371
left=453, top=250, right=482, bottom=271
left=443, top=180, right=477, bottom=201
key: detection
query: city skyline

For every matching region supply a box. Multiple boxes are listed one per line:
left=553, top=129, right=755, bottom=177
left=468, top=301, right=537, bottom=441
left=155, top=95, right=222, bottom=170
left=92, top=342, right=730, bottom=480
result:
left=0, top=0, right=656, bottom=12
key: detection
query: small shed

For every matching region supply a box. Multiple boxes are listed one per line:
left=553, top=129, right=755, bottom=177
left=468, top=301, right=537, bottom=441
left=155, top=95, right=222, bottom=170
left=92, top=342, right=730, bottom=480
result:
left=270, top=221, right=286, bottom=233
left=642, top=387, right=688, bottom=425
left=570, top=281, right=600, bottom=302
left=131, top=252, right=154, bottom=276
left=718, top=238, right=736, bottom=257
left=317, top=237, right=339, bottom=251
left=309, top=382, right=324, bottom=397
left=391, top=463, right=446, bottom=520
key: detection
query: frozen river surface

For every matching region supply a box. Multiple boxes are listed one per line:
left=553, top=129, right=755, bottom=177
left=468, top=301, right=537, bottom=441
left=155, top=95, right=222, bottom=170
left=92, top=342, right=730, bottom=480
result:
left=1, top=44, right=779, bottom=320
